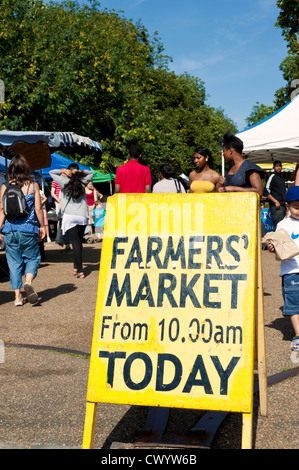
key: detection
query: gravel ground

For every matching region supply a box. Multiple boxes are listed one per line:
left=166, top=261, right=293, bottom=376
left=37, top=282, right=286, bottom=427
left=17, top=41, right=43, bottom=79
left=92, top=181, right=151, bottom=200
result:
left=0, top=242, right=298, bottom=450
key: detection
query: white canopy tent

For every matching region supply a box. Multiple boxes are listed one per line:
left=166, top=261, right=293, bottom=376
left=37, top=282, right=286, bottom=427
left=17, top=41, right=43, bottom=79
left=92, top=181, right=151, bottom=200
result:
left=236, top=94, right=299, bottom=164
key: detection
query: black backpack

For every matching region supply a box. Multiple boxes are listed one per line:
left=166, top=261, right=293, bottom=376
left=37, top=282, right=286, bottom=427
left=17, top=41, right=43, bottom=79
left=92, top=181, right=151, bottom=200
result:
left=2, top=181, right=30, bottom=221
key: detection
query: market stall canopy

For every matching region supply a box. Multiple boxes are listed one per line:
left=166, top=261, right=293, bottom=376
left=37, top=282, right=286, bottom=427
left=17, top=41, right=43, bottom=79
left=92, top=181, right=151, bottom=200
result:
left=0, top=156, right=6, bottom=174
left=0, top=153, right=114, bottom=186
left=40, top=153, right=114, bottom=183
left=258, top=162, right=296, bottom=172
left=0, top=130, right=102, bottom=171
left=39, top=152, right=90, bottom=179
left=89, top=164, right=115, bottom=183
left=236, top=94, right=299, bottom=163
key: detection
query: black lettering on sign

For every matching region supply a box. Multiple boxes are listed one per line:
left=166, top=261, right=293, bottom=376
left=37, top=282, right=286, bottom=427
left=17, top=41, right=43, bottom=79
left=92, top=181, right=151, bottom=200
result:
left=156, top=354, right=182, bottom=391
left=225, top=235, right=240, bottom=269
left=162, top=236, right=186, bottom=269
left=206, top=236, right=224, bottom=269
left=100, top=316, right=149, bottom=341
left=125, top=237, right=143, bottom=269
left=146, top=236, right=163, bottom=269
left=203, top=274, right=222, bottom=308
left=110, top=235, right=248, bottom=271
left=157, top=273, right=178, bottom=307
left=106, top=273, right=133, bottom=306
left=105, top=273, right=247, bottom=309
left=182, top=355, right=213, bottom=394
left=223, top=274, right=247, bottom=308
left=124, top=352, right=153, bottom=390
left=132, top=273, right=155, bottom=307
left=211, top=356, right=240, bottom=395
left=111, top=237, right=128, bottom=268
left=99, top=351, right=241, bottom=395
left=99, top=351, right=126, bottom=387
left=180, top=273, right=201, bottom=307
left=188, top=236, right=204, bottom=269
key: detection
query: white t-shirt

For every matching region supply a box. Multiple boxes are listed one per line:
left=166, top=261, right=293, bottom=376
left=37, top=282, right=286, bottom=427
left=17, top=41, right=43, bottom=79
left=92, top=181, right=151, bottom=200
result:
left=152, top=179, right=185, bottom=193
left=276, top=216, right=299, bottom=276
left=62, top=213, right=88, bottom=234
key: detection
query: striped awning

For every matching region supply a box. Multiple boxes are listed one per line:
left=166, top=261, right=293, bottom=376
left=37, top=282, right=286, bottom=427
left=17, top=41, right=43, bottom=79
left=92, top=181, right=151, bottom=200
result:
left=0, top=130, right=102, bottom=171
left=0, top=130, right=102, bottom=152
left=48, top=132, right=102, bottom=152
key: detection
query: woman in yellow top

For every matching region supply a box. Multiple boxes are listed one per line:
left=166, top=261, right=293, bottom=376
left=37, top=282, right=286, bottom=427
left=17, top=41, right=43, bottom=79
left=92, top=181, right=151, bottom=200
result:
left=189, top=147, right=223, bottom=193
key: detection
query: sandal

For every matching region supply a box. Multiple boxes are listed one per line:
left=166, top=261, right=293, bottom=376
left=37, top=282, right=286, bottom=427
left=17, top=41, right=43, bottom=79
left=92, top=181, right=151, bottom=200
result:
left=24, top=283, right=39, bottom=305
left=73, top=269, right=78, bottom=277
left=76, top=272, right=85, bottom=279
left=15, top=298, right=25, bottom=307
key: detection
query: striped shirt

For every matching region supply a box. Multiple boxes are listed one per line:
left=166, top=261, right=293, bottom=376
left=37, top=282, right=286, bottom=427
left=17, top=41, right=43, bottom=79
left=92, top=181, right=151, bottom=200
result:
left=51, top=181, right=61, bottom=199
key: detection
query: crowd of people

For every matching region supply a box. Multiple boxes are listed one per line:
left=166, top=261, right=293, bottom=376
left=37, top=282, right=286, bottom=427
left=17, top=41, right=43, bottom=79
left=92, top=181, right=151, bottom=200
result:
left=0, top=131, right=298, bottom=358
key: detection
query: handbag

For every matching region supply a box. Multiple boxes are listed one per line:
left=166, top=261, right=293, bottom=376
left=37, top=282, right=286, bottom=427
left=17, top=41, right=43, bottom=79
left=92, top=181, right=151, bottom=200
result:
left=55, top=225, right=64, bottom=246
left=55, top=196, right=71, bottom=246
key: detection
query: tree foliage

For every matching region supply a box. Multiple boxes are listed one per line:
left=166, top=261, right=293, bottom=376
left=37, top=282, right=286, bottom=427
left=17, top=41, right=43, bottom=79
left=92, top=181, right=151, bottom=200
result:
left=245, top=102, right=275, bottom=128
left=0, top=0, right=236, bottom=174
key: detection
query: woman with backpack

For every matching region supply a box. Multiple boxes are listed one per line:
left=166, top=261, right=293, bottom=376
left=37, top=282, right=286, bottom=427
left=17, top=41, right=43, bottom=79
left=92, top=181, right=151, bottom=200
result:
left=50, top=163, right=94, bottom=279
left=0, top=154, right=45, bottom=306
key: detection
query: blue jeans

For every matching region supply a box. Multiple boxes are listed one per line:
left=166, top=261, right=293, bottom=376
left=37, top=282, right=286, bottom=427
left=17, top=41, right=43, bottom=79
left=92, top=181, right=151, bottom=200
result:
left=282, top=273, right=299, bottom=316
left=4, top=231, right=41, bottom=290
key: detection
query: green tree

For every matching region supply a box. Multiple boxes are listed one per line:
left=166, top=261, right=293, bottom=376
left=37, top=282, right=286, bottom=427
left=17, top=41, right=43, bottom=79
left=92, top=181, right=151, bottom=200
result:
left=245, top=0, right=299, bottom=125
left=0, top=0, right=236, bottom=175
left=245, top=102, right=275, bottom=127
left=274, top=0, right=299, bottom=107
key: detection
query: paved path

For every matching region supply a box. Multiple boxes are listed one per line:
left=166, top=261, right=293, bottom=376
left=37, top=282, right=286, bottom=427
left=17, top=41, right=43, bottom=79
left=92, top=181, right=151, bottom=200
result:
left=0, top=243, right=298, bottom=449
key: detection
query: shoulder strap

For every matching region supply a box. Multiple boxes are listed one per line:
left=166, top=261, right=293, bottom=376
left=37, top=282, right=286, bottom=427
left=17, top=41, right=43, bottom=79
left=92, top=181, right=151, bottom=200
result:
left=4, top=180, right=22, bottom=190
left=174, top=180, right=182, bottom=193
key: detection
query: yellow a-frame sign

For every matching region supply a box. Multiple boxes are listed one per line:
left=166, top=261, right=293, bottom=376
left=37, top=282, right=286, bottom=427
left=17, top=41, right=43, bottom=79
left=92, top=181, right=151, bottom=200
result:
left=83, top=193, right=267, bottom=449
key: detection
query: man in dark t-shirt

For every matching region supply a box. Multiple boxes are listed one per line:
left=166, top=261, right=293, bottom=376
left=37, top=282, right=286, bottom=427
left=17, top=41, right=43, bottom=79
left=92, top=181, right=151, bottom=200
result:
left=265, top=160, right=287, bottom=230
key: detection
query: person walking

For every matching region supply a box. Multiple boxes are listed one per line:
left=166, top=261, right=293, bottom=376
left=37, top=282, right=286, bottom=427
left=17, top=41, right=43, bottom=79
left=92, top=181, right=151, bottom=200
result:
left=264, top=160, right=287, bottom=230
left=0, top=154, right=45, bottom=306
left=49, top=164, right=94, bottom=279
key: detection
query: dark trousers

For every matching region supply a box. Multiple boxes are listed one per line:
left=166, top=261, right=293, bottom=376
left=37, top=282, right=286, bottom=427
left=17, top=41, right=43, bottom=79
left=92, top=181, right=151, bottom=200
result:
left=270, top=205, right=286, bottom=230
left=66, top=225, right=86, bottom=272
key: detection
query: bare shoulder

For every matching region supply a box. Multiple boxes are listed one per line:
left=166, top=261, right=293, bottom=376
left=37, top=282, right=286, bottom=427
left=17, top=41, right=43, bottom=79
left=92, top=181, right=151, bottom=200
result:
left=189, top=170, right=197, bottom=181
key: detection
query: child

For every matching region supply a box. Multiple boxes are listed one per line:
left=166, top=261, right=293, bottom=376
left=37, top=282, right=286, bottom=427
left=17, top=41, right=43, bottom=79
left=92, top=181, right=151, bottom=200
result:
left=93, top=200, right=105, bottom=242
left=268, top=185, right=299, bottom=363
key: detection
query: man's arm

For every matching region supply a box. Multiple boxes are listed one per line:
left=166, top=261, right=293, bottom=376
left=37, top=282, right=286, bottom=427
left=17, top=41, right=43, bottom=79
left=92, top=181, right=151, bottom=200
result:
left=114, top=184, right=120, bottom=194
left=144, top=167, right=152, bottom=193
